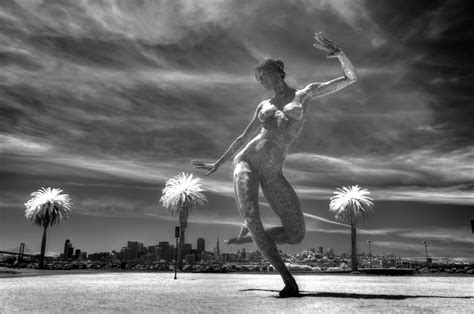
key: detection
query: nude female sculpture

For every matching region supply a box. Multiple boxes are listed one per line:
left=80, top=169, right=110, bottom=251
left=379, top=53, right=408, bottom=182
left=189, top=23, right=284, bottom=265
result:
left=192, top=33, right=357, bottom=297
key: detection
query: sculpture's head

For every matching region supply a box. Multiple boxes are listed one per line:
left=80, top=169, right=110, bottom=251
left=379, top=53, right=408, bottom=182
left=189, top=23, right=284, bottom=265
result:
left=255, top=59, right=286, bottom=90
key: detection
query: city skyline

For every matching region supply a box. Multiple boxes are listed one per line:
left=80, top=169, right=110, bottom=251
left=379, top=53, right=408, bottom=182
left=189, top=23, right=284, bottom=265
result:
left=3, top=231, right=461, bottom=260
left=1, top=1, right=473, bottom=258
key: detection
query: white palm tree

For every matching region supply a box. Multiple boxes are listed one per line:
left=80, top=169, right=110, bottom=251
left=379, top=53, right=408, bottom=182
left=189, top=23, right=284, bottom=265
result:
left=25, top=187, right=72, bottom=269
left=330, top=185, right=374, bottom=272
left=160, top=173, right=207, bottom=269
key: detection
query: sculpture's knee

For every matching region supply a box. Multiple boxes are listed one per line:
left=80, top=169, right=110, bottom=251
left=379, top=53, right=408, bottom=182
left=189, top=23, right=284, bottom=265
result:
left=244, top=219, right=265, bottom=237
left=287, top=225, right=305, bottom=244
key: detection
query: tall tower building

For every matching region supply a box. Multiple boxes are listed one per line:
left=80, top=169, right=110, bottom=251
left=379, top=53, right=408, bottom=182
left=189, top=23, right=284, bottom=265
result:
left=63, top=239, right=70, bottom=259
left=216, top=236, right=220, bottom=256
left=68, top=245, right=74, bottom=259
left=197, top=238, right=205, bottom=254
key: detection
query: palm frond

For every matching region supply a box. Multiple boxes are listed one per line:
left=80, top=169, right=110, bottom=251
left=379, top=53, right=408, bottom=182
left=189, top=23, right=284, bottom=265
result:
left=160, top=173, right=207, bottom=215
left=25, top=187, right=72, bottom=227
left=329, top=185, right=374, bottom=224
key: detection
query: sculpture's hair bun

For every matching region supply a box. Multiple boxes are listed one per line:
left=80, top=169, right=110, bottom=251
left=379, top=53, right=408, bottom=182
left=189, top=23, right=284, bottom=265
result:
left=276, top=60, right=284, bottom=71
left=255, top=59, right=286, bottom=81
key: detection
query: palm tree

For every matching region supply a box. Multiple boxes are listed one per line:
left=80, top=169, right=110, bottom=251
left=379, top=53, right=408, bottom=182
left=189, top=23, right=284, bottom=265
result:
left=24, top=187, right=72, bottom=269
left=329, top=185, right=374, bottom=272
left=160, top=173, right=207, bottom=269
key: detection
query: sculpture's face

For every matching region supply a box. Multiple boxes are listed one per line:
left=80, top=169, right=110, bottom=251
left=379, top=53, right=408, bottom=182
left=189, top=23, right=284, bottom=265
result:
left=258, top=71, right=281, bottom=90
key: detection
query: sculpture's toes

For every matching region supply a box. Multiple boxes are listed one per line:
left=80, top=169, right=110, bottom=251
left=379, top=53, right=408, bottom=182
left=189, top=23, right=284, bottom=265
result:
left=224, top=238, right=239, bottom=245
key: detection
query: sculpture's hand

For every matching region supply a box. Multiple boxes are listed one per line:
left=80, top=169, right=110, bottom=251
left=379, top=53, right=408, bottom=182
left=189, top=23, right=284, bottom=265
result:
left=274, top=110, right=289, bottom=129
left=191, top=159, right=218, bottom=176
left=313, top=32, right=341, bottom=58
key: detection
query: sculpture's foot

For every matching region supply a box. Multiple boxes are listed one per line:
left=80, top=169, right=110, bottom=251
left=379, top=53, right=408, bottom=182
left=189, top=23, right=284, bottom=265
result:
left=279, top=283, right=300, bottom=298
left=224, top=237, right=240, bottom=245
left=224, top=236, right=251, bottom=245
left=224, top=224, right=251, bottom=245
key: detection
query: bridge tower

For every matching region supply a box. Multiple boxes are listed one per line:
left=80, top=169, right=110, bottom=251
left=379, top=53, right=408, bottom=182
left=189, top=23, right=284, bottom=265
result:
left=17, top=243, right=25, bottom=269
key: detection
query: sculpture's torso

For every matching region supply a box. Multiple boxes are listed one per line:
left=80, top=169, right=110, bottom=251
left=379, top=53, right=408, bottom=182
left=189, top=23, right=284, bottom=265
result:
left=234, top=90, right=307, bottom=176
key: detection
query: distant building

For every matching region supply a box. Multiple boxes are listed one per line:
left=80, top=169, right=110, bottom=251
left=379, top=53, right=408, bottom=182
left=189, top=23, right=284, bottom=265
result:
left=149, top=246, right=162, bottom=259
left=63, top=239, right=73, bottom=260
left=78, top=251, right=87, bottom=261
left=63, top=239, right=70, bottom=258
left=221, top=252, right=238, bottom=263
left=197, top=238, right=205, bottom=254
left=183, top=243, right=192, bottom=257
left=170, top=245, right=176, bottom=260
left=318, top=246, right=324, bottom=255
left=121, top=247, right=132, bottom=260
left=237, top=248, right=247, bottom=261
left=158, top=242, right=171, bottom=261
left=325, top=248, right=334, bottom=257
left=184, top=254, right=196, bottom=264
left=89, top=252, right=110, bottom=261
left=382, top=257, right=397, bottom=268
left=248, top=250, right=264, bottom=262
left=200, top=251, right=210, bottom=261
left=74, top=249, right=81, bottom=260
left=214, top=237, right=220, bottom=257
left=127, top=241, right=143, bottom=260
left=140, top=246, right=148, bottom=260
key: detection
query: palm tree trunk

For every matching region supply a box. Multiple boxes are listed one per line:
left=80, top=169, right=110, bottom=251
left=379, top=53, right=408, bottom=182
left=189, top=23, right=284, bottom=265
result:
left=351, top=222, right=358, bottom=272
left=39, top=225, right=48, bottom=269
left=178, top=223, right=186, bottom=270
left=177, top=208, right=188, bottom=270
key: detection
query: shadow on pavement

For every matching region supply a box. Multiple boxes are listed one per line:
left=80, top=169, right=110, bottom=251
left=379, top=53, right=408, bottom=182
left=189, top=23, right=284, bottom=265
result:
left=240, top=289, right=474, bottom=300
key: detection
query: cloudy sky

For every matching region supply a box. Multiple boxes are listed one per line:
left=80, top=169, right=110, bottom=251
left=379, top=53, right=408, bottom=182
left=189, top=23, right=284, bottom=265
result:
left=1, top=0, right=473, bottom=258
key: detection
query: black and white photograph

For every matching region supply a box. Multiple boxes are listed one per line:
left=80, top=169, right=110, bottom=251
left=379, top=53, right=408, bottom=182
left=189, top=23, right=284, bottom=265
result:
left=1, top=0, right=473, bottom=312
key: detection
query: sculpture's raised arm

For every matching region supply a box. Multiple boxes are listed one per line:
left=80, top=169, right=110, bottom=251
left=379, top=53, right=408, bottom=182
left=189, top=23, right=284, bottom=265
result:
left=300, top=32, right=357, bottom=100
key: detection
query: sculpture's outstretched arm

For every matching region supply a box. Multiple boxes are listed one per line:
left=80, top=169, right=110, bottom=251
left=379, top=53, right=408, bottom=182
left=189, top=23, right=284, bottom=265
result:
left=192, top=105, right=262, bottom=175
left=301, top=32, right=357, bottom=100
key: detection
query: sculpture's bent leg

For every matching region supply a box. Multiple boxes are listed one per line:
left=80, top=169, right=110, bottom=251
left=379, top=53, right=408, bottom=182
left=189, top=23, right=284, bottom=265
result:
left=260, top=172, right=306, bottom=245
left=233, top=160, right=299, bottom=297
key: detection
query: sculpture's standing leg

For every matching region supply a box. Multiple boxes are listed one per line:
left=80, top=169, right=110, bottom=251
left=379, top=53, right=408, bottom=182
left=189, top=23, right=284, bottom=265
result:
left=233, top=160, right=299, bottom=297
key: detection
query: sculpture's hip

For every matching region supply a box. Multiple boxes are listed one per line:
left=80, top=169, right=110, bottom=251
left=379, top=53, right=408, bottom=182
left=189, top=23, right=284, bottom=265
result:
left=233, top=134, right=288, bottom=176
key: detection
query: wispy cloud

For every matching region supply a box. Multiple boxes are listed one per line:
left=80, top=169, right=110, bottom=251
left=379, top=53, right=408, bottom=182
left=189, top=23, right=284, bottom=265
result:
left=399, top=228, right=474, bottom=245
left=0, top=134, right=52, bottom=154
left=284, top=152, right=474, bottom=205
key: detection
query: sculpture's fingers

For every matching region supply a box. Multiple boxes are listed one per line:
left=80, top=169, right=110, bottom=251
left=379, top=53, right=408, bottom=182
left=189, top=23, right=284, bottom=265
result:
left=313, top=43, right=326, bottom=51
left=314, top=32, right=323, bottom=39
left=322, top=36, right=339, bottom=48
left=315, top=33, right=329, bottom=44
left=314, top=35, right=324, bottom=45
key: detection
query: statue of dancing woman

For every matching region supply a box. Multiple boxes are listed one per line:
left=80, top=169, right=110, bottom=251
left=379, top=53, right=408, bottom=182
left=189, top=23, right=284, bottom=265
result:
left=192, top=33, right=357, bottom=297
